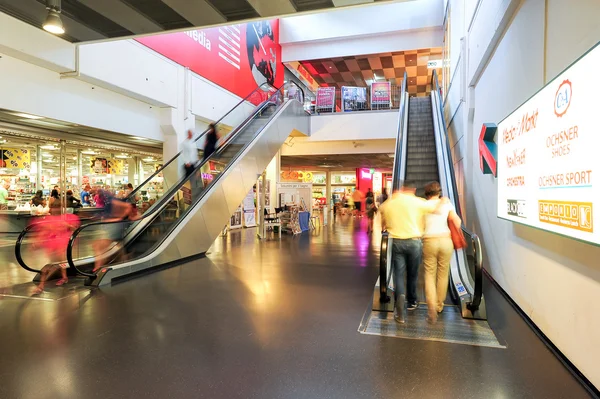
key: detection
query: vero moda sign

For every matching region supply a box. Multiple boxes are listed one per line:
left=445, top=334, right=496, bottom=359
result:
left=135, top=20, right=284, bottom=104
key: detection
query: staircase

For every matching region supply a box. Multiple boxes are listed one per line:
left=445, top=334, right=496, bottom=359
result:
left=405, top=96, right=439, bottom=198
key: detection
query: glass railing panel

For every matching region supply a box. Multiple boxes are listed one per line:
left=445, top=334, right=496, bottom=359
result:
left=69, top=87, right=287, bottom=274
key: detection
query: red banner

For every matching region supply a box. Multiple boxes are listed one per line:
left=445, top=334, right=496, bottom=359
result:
left=136, top=20, right=284, bottom=103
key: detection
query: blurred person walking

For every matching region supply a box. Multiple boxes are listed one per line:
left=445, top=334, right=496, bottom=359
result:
left=365, top=190, right=377, bottom=234
left=183, top=129, right=199, bottom=177
left=379, top=181, right=448, bottom=323
left=422, top=182, right=461, bottom=324
left=80, top=184, right=91, bottom=206
left=378, top=187, right=388, bottom=206
left=49, top=189, right=61, bottom=215
left=202, top=123, right=218, bottom=162
left=352, top=188, right=365, bottom=217
left=0, top=180, right=9, bottom=210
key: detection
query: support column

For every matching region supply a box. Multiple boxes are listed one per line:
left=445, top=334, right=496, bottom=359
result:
left=77, top=149, right=83, bottom=190
left=127, top=158, right=137, bottom=186
left=258, top=171, right=267, bottom=239
left=59, top=140, right=67, bottom=214
left=325, top=170, right=331, bottom=226
left=137, top=158, right=144, bottom=186
left=36, top=145, right=42, bottom=190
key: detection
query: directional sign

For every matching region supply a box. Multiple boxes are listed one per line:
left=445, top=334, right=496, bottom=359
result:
left=479, top=123, right=498, bottom=177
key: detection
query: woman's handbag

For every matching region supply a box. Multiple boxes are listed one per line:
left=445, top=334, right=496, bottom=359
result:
left=448, top=217, right=467, bottom=249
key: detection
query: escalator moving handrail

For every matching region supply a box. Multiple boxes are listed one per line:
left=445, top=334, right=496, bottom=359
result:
left=125, top=82, right=276, bottom=203
left=14, top=84, right=277, bottom=276
left=391, top=71, right=408, bottom=192
left=66, top=87, right=289, bottom=277
left=379, top=232, right=390, bottom=303
left=431, top=70, right=483, bottom=311
left=15, top=223, right=45, bottom=273
left=463, top=227, right=483, bottom=311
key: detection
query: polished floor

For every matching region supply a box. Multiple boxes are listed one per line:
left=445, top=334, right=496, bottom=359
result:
left=0, top=214, right=593, bottom=398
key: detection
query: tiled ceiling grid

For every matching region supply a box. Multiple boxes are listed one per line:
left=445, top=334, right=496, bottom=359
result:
left=300, top=48, right=443, bottom=96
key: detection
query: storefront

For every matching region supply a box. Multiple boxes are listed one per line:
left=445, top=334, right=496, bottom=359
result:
left=279, top=169, right=357, bottom=207
left=0, top=130, right=162, bottom=231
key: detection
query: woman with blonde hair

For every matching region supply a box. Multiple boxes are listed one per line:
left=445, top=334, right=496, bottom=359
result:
left=422, top=181, right=461, bottom=324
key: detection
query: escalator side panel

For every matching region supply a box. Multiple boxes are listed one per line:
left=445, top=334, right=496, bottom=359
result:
left=220, top=167, right=249, bottom=216
left=93, top=100, right=308, bottom=286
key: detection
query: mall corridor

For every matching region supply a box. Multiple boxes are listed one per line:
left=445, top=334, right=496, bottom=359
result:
left=0, top=217, right=590, bottom=399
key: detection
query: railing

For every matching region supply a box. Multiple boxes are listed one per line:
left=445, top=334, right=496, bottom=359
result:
left=313, top=84, right=403, bottom=114
left=379, top=72, right=407, bottom=304
left=65, top=84, right=294, bottom=279
left=431, top=70, right=484, bottom=313
left=14, top=83, right=279, bottom=276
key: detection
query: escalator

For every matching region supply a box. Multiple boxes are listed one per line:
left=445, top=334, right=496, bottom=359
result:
left=374, top=71, right=485, bottom=320
left=15, top=82, right=309, bottom=287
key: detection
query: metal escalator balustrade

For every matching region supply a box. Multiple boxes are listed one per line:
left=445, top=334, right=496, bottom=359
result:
left=14, top=82, right=280, bottom=276
left=377, top=70, right=485, bottom=320
left=65, top=83, right=308, bottom=285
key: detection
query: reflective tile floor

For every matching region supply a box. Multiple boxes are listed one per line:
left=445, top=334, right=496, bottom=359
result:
left=0, top=214, right=593, bottom=398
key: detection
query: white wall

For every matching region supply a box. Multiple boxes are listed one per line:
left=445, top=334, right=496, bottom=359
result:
left=280, top=0, right=444, bottom=61
left=309, top=111, right=399, bottom=142
left=446, top=0, right=600, bottom=388
left=280, top=0, right=444, bottom=43
left=0, top=52, right=163, bottom=140
left=281, top=137, right=395, bottom=156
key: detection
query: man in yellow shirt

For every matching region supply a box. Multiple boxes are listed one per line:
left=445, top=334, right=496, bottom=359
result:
left=379, top=181, right=448, bottom=323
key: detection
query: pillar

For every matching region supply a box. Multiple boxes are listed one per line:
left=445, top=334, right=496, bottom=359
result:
left=36, top=145, right=42, bottom=190
left=325, top=170, right=331, bottom=226
left=77, top=149, right=83, bottom=189
left=128, top=158, right=137, bottom=186
left=258, top=171, right=267, bottom=239
left=59, top=140, right=66, bottom=213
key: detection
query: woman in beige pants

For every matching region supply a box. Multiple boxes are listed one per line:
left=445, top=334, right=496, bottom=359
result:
left=422, top=182, right=462, bottom=324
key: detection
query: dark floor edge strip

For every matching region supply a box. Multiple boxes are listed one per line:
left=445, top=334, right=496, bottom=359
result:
left=109, top=253, right=207, bottom=285
left=484, top=269, right=600, bottom=398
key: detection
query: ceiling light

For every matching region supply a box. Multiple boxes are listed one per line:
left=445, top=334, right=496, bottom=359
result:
left=43, top=1, right=65, bottom=35
left=115, top=154, right=129, bottom=159
left=82, top=150, right=96, bottom=155
left=40, top=145, right=57, bottom=150
left=142, top=157, right=155, bottom=162
left=13, top=112, right=44, bottom=120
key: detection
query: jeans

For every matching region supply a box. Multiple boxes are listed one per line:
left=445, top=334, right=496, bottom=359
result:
left=423, top=236, right=454, bottom=312
left=392, top=238, right=423, bottom=304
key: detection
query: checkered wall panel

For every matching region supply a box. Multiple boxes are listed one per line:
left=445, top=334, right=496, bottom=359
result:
left=300, top=48, right=442, bottom=96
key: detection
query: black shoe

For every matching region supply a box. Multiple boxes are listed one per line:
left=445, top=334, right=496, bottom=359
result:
left=394, top=294, right=406, bottom=324
left=407, top=302, right=419, bottom=311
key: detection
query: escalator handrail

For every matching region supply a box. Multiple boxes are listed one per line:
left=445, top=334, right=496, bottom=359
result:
left=463, top=226, right=483, bottom=310
left=431, top=70, right=484, bottom=311
left=391, top=71, right=408, bottom=192
left=125, top=82, right=276, bottom=204
left=66, top=87, right=290, bottom=277
left=380, top=72, right=408, bottom=302
left=14, top=223, right=45, bottom=273
left=431, top=71, right=462, bottom=217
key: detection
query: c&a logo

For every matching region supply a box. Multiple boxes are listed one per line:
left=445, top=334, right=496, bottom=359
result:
left=554, top=79, right=572, bottom=117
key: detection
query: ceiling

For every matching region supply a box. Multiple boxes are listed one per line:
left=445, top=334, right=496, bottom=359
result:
left=0, top=0, right=395, bottom=43
left=300, top=48, right=442, bottom=96
left=0, top=108, right=162, bottom=155
left=282, top=153, right=394, bottom=170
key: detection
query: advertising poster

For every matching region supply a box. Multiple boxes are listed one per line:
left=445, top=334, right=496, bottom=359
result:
left=497, top=42, right=599, bottom=245
left=90, top=158, right=108, bottom=174
left=316, top=87, right=336, bottom=112
left=0, top=148, right=31, bottom=168
left=341, top=86, right=367, bottom=112
left=371, top=81, right=391, bottom=107
left=108, top=159, right=125, bottom=175
left=230, top=206, right=243, bottom=229
left=242, top=189, right=256, bottom=227
left=136, top=20, right=283, bottom=105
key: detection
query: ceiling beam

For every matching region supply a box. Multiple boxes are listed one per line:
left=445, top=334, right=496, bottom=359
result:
left=245, top=0, right=296, bottom=17
left=0, top=0, right=106, bottom=42
left=331, top=0, right=375, bottom=7
left=77, top=0, right=163, bottom=35
left=160, top=0, right=226, bottom=26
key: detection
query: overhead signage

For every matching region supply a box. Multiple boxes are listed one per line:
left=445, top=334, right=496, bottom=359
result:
left=136, top=20, right=283, bottom=105
left=281, top=170, right=313, bottom=183
left=0, top=148, right=31, bottom=169
left=286, top=61, right=319, bottom=93
left=497, top=42, right=599, bottom=244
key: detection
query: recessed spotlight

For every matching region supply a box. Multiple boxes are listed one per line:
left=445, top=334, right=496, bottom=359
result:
left=43, top=1, right=65, bottom=35
left=13, top=112, right=43, bottom=119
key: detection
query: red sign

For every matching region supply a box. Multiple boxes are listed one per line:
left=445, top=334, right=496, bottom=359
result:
left=136, top=20, right=284, bottom=104
left=479, top=123, right=498, bottom=176
left=316, top=87, right=336, bottom=109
